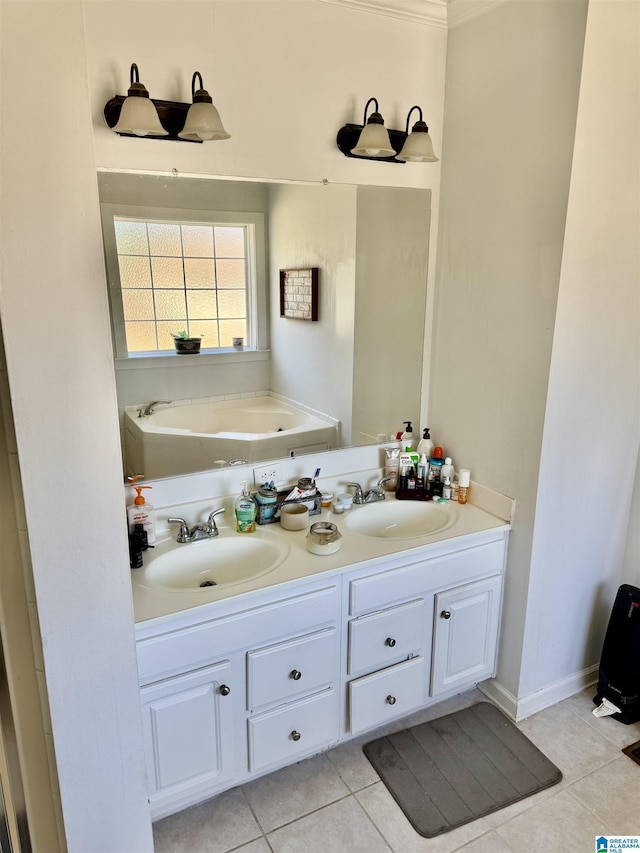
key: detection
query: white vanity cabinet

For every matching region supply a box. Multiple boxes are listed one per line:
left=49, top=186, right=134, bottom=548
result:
left=344, top=537, right=506, bottom=737
left=136, top=582, right=342, bottom=819
left=431, top=574, right=502, bottom=696
left=134, top=528, right=508, bottom=820
left=140, top=658, right=237, bottom=814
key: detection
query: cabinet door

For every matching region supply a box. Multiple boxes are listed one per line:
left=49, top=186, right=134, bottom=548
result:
left=431, top=575, right=501, bottom=696
left=141, top=659, right=235, bottom=813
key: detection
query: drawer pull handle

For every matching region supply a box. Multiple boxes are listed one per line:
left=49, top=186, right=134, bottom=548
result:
left=219, top=684, right=231, bottom=696
left=290, top=730, right=301, bottom=741
left=386, top=695, right=397, bottom=705
left=441, top=610, right=452, bottom=620
left=385, top=637, right=396, bottom=647
left=290, top=669, right=302, bottom=681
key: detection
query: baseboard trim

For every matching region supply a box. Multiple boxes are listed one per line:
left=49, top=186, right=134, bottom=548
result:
left=479, top=665, right=600, bottom=722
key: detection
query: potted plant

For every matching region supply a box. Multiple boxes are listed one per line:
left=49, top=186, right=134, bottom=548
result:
left=171, top=331, right=204, bottom=355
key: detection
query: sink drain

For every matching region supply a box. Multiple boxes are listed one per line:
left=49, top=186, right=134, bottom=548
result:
left=199, top=580, right=217, bottom=588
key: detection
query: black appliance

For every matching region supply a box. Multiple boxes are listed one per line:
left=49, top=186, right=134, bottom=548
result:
left=594, top=583, right=640, bottom=724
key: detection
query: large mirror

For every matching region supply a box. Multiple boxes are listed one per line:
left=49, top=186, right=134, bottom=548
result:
left=98, top=171, right=431, bottom=479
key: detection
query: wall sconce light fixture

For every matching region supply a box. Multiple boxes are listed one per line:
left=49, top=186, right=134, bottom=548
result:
left=336, top=98, right=438, bottom=164
left=104, top=63, right=230, bottom=144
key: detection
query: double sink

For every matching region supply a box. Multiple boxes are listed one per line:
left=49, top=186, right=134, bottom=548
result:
left=140, top=498, right=457, bottom=594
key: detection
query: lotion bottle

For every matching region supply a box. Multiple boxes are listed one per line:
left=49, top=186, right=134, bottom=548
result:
left=401, top=421, right=415, bottom=450
left=416, top=428, right=434, bottom=458
left=235, top=481, right=257, bottom=533
left=127, top=485, right=156, bottom=544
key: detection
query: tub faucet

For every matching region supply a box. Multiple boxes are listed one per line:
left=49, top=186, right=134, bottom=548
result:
left=139, top=400, right=172, bottom=417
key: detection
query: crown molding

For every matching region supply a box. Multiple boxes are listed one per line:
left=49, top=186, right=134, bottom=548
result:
left=447, top=0, right=510, bottom=28
left=317, top=0, right=449, bottom=29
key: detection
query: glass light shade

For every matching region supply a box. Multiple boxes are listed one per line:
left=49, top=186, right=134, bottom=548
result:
left=113, top=96, right=168, bottom=137
left=397, top=129, right=438, bottom=162
left=351, top=122, right=395, bottom=158
left=178, top=102, right=230, bottom=141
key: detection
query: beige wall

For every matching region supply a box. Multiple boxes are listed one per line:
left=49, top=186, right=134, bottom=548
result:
left=430, top=0, right=589, bottom=700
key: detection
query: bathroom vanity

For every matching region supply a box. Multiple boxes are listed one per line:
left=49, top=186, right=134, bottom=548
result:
left=132, top=481, right=511, bottom=820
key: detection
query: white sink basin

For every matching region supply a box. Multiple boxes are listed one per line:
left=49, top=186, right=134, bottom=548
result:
left=344, top=499, right=457, bottom=539
left=141, top=533, right=290, bottom=592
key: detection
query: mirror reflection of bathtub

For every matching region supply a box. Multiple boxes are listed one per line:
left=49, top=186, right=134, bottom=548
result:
left=124, top=396, right=340, bottom=479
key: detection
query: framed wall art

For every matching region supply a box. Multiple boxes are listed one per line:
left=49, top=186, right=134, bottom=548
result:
left=279, top=267, right=319, bottom=321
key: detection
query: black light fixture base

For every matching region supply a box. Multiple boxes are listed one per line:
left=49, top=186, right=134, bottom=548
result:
left=336, top=123, right=407, bottom=163
left=104, top=96, right=202, bottom=143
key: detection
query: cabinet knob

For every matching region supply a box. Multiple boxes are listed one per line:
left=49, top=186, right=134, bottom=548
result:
left=290, top=730, right=301, bottom=741
left=386, top=695, right=397, bottom=705
left=290, top=669, right=302, bottom=681
left=219, top=684, right=231, bottom=696
left=385, top=637, right=396, bottom=647
left=440, top=610, right=451, bottom=619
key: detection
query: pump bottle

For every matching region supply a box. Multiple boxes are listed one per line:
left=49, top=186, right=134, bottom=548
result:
left=401, top=421, right=415, bottom=450
left=235, top=481, right=257, bottom=533
left=127, top=485, right=156, bottom=544
left=416, top=428, right=434, bottom=458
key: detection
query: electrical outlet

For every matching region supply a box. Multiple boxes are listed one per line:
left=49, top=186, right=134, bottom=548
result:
left=253, top=463, right=283, bottom=487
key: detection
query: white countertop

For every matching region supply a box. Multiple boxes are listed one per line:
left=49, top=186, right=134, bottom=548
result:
left=131, top=491, right=512, bottom=626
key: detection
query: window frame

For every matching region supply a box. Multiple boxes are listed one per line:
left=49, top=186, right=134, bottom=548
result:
left=100, top=202, right=267, bottom=361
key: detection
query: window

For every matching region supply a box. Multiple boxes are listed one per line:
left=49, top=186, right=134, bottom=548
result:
left=101, top=204, right=265, bottom=359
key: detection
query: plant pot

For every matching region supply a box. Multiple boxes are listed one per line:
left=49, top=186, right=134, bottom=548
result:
left=173, top=338, right=202, bottom=355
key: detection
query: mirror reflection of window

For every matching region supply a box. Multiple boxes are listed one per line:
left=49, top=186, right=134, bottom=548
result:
left=112, top=216, right=251, bottom=355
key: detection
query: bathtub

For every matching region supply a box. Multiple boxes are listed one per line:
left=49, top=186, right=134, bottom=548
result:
left=124, top=396, right=339, bottom=479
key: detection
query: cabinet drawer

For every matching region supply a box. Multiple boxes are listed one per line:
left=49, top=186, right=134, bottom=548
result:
left=349, top=656, right=426, bottom=735
left=247, top=628, right=339, bottom=712
left=348, top=599, right=426, bottom=675
left=248, top=689, right=339, bottom=772
left=349, top=540, right=505, bottom=615
left=137, top=584, right=339, bottom=684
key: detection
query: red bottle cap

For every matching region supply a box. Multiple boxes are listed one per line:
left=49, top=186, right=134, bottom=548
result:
left=433, top=446, right=444, bottom=459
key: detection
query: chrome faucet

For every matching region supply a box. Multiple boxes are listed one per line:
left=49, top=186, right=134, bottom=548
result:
left=168, top=508, right=226, bottom=543
left=139, top=400, right=172, bottom=417
left=364, top=477, right=392, bottom=502
left=346, top=477, right=391, bottom=505
left=346, top=482, right=366, bottom=504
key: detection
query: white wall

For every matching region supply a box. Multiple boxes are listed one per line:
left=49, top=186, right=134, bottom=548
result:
left=268, top=183, right=357, bottom=443
left=0, top=1, right=153, bottom=849
left=622, top=450, right=640, bottom=587
left=430, top=0, right=588, bottom=699
left=519, top=0, right=640, bottom=699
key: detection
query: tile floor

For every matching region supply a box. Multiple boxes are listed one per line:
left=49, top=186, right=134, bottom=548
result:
left=153, top=687, right=640, bottom=852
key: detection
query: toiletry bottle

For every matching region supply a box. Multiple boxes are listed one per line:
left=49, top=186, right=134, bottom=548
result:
left=428, top=447, right=444, bottom=497
left=457, top=469, right=471, bottom=504
left=416, top=428, right=434, bottom=459
left=235, top=481, right=257, bottom=533
left=442, top=476, right=452, bottom=500
left=384, top=447, right=400, bottom=491
left=417, top=453, right=429, bottom=488
left=441, top=456, right=454, bottom=483
left=401, top=421, right=415, bottom=450
left=127, top=485, right=156, bottom=544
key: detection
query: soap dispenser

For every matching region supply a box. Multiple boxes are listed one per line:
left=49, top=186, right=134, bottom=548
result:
left=235, top=481, right=257, bottom=534
left=416, top=428, right=434, bottom=458
left=401, top=421, right=415, bottom=450
left=127, top=485, right=156, bottom=544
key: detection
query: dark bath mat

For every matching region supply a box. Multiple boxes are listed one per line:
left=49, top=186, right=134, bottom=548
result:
left=363, top=702, right=562, bottom=838
left=622, top=740, right=640, bottom=766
